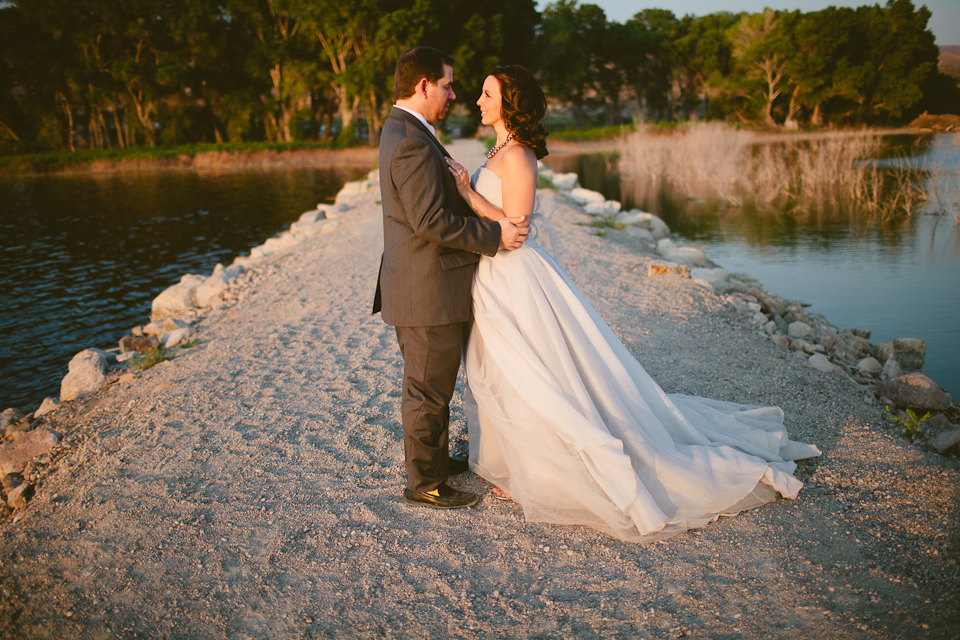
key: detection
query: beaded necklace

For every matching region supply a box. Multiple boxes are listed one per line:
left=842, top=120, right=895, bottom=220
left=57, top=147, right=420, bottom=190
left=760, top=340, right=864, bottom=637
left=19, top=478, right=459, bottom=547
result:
left=486, top=132, right=516, bottom=159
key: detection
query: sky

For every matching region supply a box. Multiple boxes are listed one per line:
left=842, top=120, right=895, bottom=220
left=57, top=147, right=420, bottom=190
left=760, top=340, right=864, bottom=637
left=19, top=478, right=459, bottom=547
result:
left=538, top=1, right=960, bottom=45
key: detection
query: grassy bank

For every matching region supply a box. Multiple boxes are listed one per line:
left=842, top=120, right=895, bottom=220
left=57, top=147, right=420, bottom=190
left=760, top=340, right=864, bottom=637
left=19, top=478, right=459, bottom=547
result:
left=550, top=124, right=637, bottom=141
left=0, top=139, right=365, bottom=174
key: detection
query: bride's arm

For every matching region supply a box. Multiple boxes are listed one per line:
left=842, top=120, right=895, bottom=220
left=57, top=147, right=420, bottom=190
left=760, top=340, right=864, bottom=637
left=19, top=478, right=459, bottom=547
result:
left=447, top=148, right=537, bottom=224
left=497, top=147, right=537, bottom=226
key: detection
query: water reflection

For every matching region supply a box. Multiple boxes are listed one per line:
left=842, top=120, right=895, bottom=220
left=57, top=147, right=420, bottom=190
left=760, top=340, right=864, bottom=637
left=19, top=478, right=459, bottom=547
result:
left=543, top=134, right=960, bottom=399
left=0, top=166, right=369, bottom=411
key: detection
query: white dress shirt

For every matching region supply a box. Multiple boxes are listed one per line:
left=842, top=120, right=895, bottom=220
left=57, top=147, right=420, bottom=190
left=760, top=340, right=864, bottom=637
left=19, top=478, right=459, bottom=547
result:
left=393, top=105, right=436, bottom=138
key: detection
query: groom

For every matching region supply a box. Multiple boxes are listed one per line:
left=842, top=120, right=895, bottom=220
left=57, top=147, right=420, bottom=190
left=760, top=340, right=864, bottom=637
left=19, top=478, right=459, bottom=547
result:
left=373, top=46, right=528, bottom=509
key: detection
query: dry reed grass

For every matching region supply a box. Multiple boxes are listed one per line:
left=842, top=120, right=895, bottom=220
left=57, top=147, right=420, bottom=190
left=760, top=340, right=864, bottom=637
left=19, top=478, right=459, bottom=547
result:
left=917, top=152, right=960, bottom=223
left=618, top=123, right=928, bottom=221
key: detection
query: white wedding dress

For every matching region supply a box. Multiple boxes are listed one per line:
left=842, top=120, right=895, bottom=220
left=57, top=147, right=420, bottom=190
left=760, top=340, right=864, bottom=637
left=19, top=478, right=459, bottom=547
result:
left=465, top=167, right=821, bottom=542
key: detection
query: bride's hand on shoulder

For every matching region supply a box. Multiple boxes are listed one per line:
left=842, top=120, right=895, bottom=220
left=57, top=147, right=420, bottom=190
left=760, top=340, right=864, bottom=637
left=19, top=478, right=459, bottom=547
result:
left=445, top=158, right=472, bottom=199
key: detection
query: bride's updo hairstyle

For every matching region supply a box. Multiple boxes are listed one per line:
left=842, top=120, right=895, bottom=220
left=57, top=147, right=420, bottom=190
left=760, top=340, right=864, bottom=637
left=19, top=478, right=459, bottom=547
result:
left=490, top=65, right=549, bottom=159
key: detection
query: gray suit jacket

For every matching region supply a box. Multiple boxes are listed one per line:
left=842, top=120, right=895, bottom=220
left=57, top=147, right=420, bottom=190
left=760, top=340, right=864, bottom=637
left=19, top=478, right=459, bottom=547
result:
left=373, top=107, right=501, bottom=327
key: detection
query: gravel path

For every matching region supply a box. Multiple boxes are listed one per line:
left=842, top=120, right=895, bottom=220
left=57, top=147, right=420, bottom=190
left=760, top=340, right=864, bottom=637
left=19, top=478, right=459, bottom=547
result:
left=1, top=142, right=957, bottom=639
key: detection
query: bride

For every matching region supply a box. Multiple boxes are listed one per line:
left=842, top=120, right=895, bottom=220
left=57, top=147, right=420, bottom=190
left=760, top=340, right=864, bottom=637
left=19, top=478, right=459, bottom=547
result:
left=446, top=65, right=821, bottom=543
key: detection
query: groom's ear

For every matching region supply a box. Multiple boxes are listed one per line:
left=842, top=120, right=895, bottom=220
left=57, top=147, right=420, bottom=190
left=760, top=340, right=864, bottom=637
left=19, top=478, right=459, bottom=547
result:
left=416, top=77, right=429, bottom=97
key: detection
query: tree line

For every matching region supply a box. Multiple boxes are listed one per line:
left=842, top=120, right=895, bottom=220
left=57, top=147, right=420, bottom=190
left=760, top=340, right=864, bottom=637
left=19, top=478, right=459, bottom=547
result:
left=0, top=0, right=955, bottom=154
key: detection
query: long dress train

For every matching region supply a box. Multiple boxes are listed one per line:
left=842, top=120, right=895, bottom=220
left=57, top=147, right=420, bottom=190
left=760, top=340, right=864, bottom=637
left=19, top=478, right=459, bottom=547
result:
left=465, top=167, right=821, bottom=542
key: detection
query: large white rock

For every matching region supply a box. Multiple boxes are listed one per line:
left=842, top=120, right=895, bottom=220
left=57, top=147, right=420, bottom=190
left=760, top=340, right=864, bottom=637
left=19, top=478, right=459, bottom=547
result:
left=626, top=226, right=654, bottom=240
left=657, top=239, right=708, bottom=267
left=251, top=232, right=303, bottom=259
left=657, top=238, right=677, bottom=256
left=788, top=321, right=813, bottom=338
left=291, top=219, right=340, bottom=238
left=161, top=328, right=191, bottom=348
left=34, top=397, right=59, bottom=418
left=874, top=338, right=925, bottom=371
left=648, top=217, right=670, bottom=239
left=0, top=428, right=61, bottom=476
left=808, top=353, right=837, bottom=374
left=152, top=274, right=206, bottom=317
left=263, top=231, right=302, bottom=251
left=690, top=268, right=730, bottom=285
left=162, top=317, right=190, bottom=332
left=584, top=200, right=622, bottom=216
left=297, top=208, right=326, bottom=224
left=615, top=210, right=648, bottom=226
left=7, top=482, right=33, bottom=509
left=881, top=358, right=903, bottom=381
left=142, top=321, right=164, bottom=337
left=751, top=311, right=769, bottom=325
left=318, top=203, right=352, bottom=221
left=60, top=348, right=108, bottom=401
left=569, top=188, right=605, bottom=206
left=616, top=210, right=671, bottom=239
left=857, top=357, right=882, bottom=374
left=551, top=173, right=579, bottom=190
left=877, top=373, right=953, bottom=411
left=537, top=162, right=555, bottom=181
left=930, top=429, right=960, bottom=455
left=669, top=247, right=709, bottom=267
left=692, top=278, right=714, bottom=290
left=194, top=273, right=229, bottom=308
left=221, top=264, right=244, bottom=281
left=335, top=179, right=376, bottom=202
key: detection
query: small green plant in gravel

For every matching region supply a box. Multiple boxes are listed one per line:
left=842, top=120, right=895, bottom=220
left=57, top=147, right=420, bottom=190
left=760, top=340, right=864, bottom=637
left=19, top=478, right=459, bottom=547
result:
left=130, top=347, right=171, bottom=371
left=885, top=405, right=931, bottom=442
left=178, top=338, right=199, bottom=350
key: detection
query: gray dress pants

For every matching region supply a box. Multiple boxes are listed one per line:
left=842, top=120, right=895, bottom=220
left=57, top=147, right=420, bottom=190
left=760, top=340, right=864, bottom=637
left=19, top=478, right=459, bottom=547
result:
left=395, top=322, right=469, bottom=492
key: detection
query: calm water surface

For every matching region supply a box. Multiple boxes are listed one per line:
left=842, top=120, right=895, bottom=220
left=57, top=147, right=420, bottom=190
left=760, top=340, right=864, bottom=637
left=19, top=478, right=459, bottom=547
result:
left=545, top=134, right=960, bottom=399
left=0, top=166, right=369, bottom=411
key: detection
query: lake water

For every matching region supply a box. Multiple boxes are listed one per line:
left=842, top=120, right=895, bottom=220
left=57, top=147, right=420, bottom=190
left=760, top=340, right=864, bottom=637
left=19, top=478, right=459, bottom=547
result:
left=0, top=166, right=370, bottom=412
left=544, top=133, right=960, bottom=400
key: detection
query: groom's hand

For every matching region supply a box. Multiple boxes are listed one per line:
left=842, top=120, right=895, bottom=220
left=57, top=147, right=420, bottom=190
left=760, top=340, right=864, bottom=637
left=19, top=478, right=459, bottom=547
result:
left=498, top=216, right=529, bottom=251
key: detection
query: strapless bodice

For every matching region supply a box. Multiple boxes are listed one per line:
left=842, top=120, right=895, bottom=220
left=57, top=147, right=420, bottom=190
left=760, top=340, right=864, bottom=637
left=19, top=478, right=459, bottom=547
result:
left=471, top=166, right=503, bottom=208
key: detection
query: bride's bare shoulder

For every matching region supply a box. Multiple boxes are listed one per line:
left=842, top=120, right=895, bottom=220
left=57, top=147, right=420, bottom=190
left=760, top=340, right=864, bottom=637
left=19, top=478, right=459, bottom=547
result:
left=497, top=144, right=538, bottom=175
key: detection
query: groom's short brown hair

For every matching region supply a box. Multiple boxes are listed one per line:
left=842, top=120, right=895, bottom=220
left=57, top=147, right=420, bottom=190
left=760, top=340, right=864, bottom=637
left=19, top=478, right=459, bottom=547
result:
left=394, top=46, right=455, bottom=101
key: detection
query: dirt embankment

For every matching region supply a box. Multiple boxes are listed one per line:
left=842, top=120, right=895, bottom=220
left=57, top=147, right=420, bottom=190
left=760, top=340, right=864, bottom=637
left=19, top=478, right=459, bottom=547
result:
left=3, top=146, right=380, bottom=176
left=939, top=45, right=960, bottom=78
left=907, top=113, right=960, bottom=132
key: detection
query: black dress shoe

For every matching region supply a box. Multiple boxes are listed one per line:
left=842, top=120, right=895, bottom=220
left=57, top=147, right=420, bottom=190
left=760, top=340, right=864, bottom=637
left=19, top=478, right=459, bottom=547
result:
left=403, top=484, right=478, bottom=509
left=448, top=455, right=470, bottom=475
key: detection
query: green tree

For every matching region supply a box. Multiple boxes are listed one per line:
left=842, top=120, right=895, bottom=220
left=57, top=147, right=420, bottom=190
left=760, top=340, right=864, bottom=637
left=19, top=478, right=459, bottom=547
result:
left=624, top=9, right=681, bottom=121
left=728, top=9, right=787, bottom=127
left=535, top=0, right=607, bottom=128
left=831, top=0, right=938, bottom=124
left=779, top=8, right=851, bottom=126
left=671, top=12, right=738, bottom=120
left=424, top=0, right=538, bottom=136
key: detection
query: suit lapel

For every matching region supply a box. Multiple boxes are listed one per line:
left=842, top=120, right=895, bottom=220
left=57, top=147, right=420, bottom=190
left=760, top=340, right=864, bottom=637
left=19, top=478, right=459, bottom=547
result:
left=389, top=107, right=449, bottom=158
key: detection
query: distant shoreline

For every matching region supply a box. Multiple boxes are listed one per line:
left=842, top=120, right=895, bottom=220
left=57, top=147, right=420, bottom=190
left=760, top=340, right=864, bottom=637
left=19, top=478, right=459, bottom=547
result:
left=0, top=145, right=379, bottom=176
